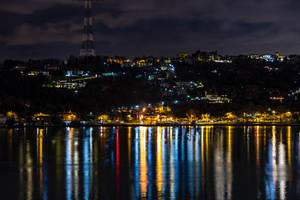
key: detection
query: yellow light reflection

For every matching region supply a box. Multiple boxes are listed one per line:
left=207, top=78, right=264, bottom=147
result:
left=8, top=129, right=13, bottom=160
left=38, top=129, right=44, bottom=165
left=205, top=126, right=209, bottom=165
left=200, top=126, right=205, bottom=193
left=37, top=128, right=44, bottom=198
left=272, top=126, right=277, bottom=185
left=139, top=127, right=148, bottom=197
left=227, top=126, right=232, bottom=200
left=69, top=128, right=74, bottom=138
left=228, top=126, right=232, bottom=153
left=255, top=126, right=260, bottom=168
left=169, top=127, right=175, bottom=198
left=287, top=126, right=291, bottom=167
left=26, top=142, right=33, bottom=200
left=156, top=127, right=163, bottom=198
left=128, top=127, right=132, bottom=166
left=264, top=126, right=267, bottom=149
left=201, top=126, right=204, bottom=162
left=19, top=141, right=24, bottom=199
left=170, top=127, right=173, bottom=143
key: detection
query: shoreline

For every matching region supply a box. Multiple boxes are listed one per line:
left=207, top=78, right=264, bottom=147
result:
left=1, top=122, right=300, bottom=128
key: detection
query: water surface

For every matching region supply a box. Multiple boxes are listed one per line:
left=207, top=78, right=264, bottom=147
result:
left=0, top=126, right=299, bottom=199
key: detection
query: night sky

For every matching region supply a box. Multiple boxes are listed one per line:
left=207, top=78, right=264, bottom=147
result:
left=1, top=0, right=300, bottom=59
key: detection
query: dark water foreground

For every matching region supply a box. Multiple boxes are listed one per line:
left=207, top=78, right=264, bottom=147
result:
left=0, top=126, right=300, bottom=200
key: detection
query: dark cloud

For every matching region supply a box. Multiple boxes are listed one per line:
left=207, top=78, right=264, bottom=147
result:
left=0, top=0, right=300, bottom=59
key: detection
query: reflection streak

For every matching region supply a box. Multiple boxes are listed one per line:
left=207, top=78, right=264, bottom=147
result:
left=26, top=142, right=33, bottom=200
left=3, top=126, right=300, bottom=200
left=83, top=128, right=92, bottom=200
left=156, top=127, right=163, bottom=199
left=214, top=127, right=224, bottom=200
left=139, top=127, right=148, bottom=197
left=66, top=128, right=72, bottom=200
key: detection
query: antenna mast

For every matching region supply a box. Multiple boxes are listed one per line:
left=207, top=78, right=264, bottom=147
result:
left=79, top=0, right=96, bottom=57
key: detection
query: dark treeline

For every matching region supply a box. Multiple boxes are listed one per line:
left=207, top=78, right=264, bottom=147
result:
left=1, top=54, right=300, bottom=118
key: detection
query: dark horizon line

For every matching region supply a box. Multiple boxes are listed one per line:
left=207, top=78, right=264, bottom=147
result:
left=1, top=51, right=299, bottom=62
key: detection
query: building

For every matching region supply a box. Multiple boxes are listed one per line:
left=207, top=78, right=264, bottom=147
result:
left=0, top=114, right=6, bottom=125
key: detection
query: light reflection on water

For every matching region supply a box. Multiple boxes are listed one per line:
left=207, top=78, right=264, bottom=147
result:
left=0, top=126, right=299, bottom=199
